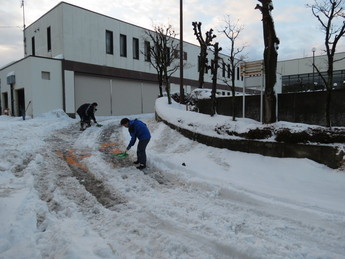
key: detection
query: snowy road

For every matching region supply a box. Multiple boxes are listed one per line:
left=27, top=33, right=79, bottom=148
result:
left=1, top=112, right=345, bottom=258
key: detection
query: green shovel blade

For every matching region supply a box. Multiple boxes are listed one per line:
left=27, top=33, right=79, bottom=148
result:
left=114, top=152, right=128, bottom=158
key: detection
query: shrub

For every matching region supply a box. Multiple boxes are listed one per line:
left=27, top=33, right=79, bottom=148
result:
left=275, top=129, right=309, bottom=143
left=245, top=128, right=273, bottom=139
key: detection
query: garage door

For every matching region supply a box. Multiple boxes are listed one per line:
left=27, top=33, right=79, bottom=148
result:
left=75, top=75, right=111, bottom=116
left=75, top=74, right=158, bottom=116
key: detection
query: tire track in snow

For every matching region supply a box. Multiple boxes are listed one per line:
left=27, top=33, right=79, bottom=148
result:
left=42, top=123, right=127, bottom=210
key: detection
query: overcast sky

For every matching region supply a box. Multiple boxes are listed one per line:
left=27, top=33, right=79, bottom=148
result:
left=0, top=0, right=344, bottom=68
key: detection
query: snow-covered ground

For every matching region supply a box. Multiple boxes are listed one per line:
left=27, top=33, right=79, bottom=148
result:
left=1, top=97, right=345, bottom=259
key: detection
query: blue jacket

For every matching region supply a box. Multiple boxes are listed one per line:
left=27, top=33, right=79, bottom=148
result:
left=127, top=119, right=151, bottom=150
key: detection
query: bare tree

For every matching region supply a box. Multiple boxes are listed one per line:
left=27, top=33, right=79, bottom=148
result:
left=255, top=0, right=280, bottom=124
left=307, top=0, right=345, bottom=127
left=192, top=22, right=216, bottom=88
left=144, top=24, right=180, bottom=104
left=220, top=15, right=246, bottom=121
left=210, top=42, right=222, bottom=116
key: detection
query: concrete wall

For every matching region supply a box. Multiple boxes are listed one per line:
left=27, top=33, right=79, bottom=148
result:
left=278, top=90, right=345, bottom=126
left=0, top=56, right=62, bottom=117
left=156, top=113, right=344, bottom=169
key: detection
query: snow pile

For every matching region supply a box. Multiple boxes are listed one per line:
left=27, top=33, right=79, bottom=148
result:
left=156, top=97, right=262, bottom=137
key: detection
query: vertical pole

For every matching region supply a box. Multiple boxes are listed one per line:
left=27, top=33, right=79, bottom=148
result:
left=260, top=74, right=264, bottom=122
left=0, top=79, right=2, bottom=115
left=179, top=0, right=185, bottom=104
left=141, top=83, right=144, bottom=113
left=10, top=84, right=14, bottom=116
left=242, top=76, right=246, bottom=118
left=312, top=47, right=316, bottom=86
left=21, top=0, right=26, bottom=56
left=260, top=61, right=264, bottom=122
left=110, top=79, right=113, bottom=115
left=21, top=1, right=25, bottom=28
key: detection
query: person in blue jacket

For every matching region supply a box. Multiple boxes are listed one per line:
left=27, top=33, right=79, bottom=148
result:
left=121, top=118, right=151, bottom=170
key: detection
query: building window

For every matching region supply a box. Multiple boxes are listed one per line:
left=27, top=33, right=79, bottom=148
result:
left=47, top=26, right=51, bottom=52
left=106, top=30, right=113, bottom=54
left=133, top=37, right=139, bottom=59
left=165, top=47, right=171, bottom=65
left=227, top=64, right=231, bottom=78
left=211, top=60, right=215, bottom=72
left=120, top=34, right=127, bottom=57
left=173, top=50, right=187, bottom=60
left=183, top=51, right=187, bottom=60
left=222, top=63, right=226, bottom=77
left=144, top=41, right=151, bottom=62
left=32, top=36, right=35, bottom=56
left=41, top=71, right=50, bottom=80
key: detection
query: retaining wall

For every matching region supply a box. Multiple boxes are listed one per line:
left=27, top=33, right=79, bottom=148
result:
left=156, top=114, right=344, bottom=169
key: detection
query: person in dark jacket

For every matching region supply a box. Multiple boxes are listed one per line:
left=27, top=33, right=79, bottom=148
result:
left=121, top=118, right=151, bottom=170
left=77, top=102, right=98, bottom=131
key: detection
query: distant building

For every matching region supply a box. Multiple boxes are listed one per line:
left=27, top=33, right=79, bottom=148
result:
left=0, top=2, right=241, bottom=117
left=241, top=52, right=345, bottom=95
left=277, top=52, right=345, bottom=93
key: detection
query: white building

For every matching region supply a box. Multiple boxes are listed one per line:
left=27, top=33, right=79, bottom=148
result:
left=240, top=51, right=345, bottom=95
left=277, top=52, right=345, bottom=92
left=0, top=2, right=241, bottom=117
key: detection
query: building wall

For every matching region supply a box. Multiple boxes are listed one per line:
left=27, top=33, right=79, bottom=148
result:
left=277, top=52, right=345, bottom=76
left=0, top=56, right=63, bottom=117
left=30, top=58, right=63, bottom=117
left=24, top=6, right=64, bottom=58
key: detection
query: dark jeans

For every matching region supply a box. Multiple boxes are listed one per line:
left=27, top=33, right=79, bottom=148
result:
left=137, top=138, right=150, bottom=166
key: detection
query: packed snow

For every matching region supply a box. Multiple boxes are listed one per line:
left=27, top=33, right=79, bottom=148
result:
left=0, top=97, right=345, bottom=259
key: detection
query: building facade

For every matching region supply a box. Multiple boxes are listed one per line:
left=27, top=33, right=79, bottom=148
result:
left=0, top=2, right=241, bottom=117
left=277, top=52, right=345, bottom=93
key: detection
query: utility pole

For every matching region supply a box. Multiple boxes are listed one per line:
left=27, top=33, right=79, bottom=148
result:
left=21, top=0, right=26, bottom=55
left=312, top=47, right=316, bottom=87
left=179, top=0, right=185, bottom=104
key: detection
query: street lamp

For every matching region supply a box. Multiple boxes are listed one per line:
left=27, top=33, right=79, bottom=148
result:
left=312, top=47, right=316, bottom=87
